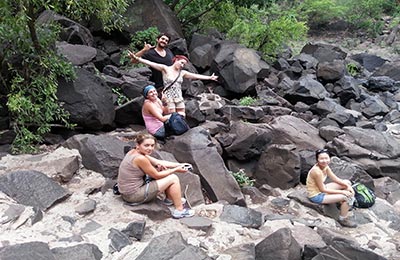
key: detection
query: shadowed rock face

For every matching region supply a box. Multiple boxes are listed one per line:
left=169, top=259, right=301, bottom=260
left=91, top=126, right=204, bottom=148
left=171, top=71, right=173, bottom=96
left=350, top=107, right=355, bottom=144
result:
left=162, top=127, right=245, bottom=205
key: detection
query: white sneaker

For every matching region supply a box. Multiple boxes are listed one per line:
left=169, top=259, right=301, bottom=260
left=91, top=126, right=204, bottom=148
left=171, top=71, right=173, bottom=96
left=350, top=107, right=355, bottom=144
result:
left=172, top=208, right=195, bottom=219
left=162, top=197, right=186, bottom=206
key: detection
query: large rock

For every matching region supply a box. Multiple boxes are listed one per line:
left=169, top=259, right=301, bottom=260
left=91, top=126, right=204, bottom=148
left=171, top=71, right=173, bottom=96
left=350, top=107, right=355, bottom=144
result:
left=314, top=238, right=388, bottom=260
left=216, top=121, right=272, bottom=161
left=372, top=59, right=400, bottom=81
left=255, top=144, right=300, bottom=189
left=56, top=42, right=97, bottom=66
left=317, top=60, right=345, bottom=83
left=220, top=205, right=263, bottom=229
left=117, top=0, right=184, bottom=41
left=255, top=228, right=302, bottom=260
left=301, top=42, right=347, bottom=62
left=0, top=147, right=80, bottom=182
left=0, top=170, right=69, bottom=210
left=37, top=10, right=93, bottom=46
left=189, top=34, right=221, bottom=69
left=374, top=177, right=400, bottom=205
left=328, top=126, right=400, bottom=181
left=57, top=68, right=115, bottom=130
left=163, top=127, right=245, bottom=205
left=136, top=231, right=211, bottom=260
left=350, top=53, right=387, bottom=72
left=0, top=242, right=56, bottom=260
left=283, top=75, right=330, bottom=105
left=63, top=134, right=128, bottom=178
left=51, top=243, right=102, bottom=260
left=212, top=42, right=270, bottom=94
left=268, top=115, right=326, bottom=151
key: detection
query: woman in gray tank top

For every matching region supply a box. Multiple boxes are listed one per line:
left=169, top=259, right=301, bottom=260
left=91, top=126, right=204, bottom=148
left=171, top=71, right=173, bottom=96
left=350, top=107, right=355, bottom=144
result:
left=117, top=133, right=194, bottom=219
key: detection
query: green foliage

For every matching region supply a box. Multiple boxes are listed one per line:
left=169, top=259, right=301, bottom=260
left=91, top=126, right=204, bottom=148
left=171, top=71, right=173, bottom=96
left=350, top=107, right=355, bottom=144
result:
left=338, top=0, right=399, bottom=36
left=239, top=96, right=258, bottom=106
left=130, top=27, right=160, bottom=50
left=296, top=0, right=346, bottom=26
left=58, top=0, right=129, bottom=32
left=197, top=3, right=307, bottom=60
left=346, top=63, right=361, bottom=77
left=112, top=87, right=130, bottom=106
left=231, top=169, right=255, bottom=187
left=120, top=27, right=160, bottom=68
left=1, top=0, right=129, bottom=153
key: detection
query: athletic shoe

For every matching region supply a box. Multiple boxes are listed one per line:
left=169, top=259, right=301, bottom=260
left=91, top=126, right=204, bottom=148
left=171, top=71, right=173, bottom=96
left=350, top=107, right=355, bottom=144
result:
left=162, top=197, right=186, bottom=206
left=172, top=208, right=195, bottom=219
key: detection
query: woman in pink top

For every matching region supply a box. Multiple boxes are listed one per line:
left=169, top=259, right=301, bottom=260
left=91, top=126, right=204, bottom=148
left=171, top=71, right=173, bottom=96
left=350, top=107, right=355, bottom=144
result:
left=142, top=85, right=171, bottom=139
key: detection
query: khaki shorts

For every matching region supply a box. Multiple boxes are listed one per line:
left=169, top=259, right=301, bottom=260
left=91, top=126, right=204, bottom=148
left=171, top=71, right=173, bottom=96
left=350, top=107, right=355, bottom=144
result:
left=121, top=181, right=159, bottom=203
left=166, top=99, right=185, bottom=110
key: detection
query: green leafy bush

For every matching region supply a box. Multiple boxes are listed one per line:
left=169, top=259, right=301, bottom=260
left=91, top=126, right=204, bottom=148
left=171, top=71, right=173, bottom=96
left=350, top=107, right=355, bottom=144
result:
left=239, top=96, right=258, bottom=106
left=130, top=27, right=160, bottom=50
left=1, top=0, right=129, bottom=153
left=231, top=169, right=255, bottom=187
left=297, top=0, right=346, bottom=26
left=120, top=27, right=160, bottom=67
left=202, top=3, right=308, bottom=61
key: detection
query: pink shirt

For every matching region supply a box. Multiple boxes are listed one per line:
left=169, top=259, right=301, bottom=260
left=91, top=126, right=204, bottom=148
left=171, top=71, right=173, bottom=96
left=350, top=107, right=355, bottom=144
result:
left=142, top=100, right=164, bottom=134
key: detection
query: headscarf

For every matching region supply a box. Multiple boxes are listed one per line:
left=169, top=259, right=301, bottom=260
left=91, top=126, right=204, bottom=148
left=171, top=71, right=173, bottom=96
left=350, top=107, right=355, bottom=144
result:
left=143, top=85, right=156, bottom=98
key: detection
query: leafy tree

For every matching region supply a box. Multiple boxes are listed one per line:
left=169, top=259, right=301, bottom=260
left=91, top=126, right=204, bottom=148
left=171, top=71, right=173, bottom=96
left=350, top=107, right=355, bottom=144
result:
left=202, top=2, right=308, bottom=60
left=0, top=0, right=129, bottom=153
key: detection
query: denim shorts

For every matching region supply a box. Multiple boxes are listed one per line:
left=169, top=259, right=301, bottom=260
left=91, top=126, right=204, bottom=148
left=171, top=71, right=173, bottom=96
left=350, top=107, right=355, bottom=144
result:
left=153, top=126, right=166, bottom=139
left=309, top=193, right=325, bottom=204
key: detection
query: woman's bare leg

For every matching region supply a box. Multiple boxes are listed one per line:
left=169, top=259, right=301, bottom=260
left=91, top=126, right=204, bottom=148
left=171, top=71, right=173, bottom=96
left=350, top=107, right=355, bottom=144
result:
left=155, top=174, right=183, bottom=210
left=176, top=108, right=185, bottom=117
left=322, top=193, right=349, bottom=217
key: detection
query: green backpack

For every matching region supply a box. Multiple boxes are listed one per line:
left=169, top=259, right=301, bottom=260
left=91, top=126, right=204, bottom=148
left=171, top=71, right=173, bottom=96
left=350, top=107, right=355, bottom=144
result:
left=352, top=183, right=376, bottom=208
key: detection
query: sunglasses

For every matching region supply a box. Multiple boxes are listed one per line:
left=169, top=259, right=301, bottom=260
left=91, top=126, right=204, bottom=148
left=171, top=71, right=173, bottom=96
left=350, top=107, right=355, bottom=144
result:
left=316, top=148, right=328, bottom=153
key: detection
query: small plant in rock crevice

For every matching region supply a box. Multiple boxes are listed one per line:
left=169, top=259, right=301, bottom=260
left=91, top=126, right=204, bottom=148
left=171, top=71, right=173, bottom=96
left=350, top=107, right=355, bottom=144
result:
left=239, top=96, right=258, bottom=106
left=346, top=62, right=361, bottom=77
left=231, top=169, right=255, bottom=187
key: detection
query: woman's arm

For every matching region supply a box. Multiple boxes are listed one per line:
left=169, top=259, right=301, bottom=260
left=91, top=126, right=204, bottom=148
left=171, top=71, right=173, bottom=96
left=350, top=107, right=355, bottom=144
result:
left=143, top=101, right=170, bottom=122
left=182, top=71, right=218, bottom=81
left=145, top=155, right=186, bottom=169
left=128, top=50, right=166, bottom=72
left=311, top=169, right=348, bottom=195
left=326, top=168, right=354, bottom=193
left=135, top=155, right=186, bottom=179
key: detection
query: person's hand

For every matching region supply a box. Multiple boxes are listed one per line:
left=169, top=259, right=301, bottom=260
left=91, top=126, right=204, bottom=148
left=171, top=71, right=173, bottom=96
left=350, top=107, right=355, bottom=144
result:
left=342, top=190, right=352, bottom=197
left=156, top=164, right=167, bottom=171
left=142, top=42, right=154, bottom=52
left=209, top=73, right=218, bottom=81
left=173, top=165, right=187, bottom=173
left=127, top=50, right=139, bottom=62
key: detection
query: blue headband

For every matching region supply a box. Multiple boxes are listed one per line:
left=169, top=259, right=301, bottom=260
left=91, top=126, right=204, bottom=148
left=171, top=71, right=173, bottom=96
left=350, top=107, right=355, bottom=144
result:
left=143, top=85, right=156, bottom=98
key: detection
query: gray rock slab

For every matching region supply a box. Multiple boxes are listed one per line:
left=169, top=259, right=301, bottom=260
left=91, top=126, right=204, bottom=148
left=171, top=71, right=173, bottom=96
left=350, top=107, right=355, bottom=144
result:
left=0, top=241, right=56, bottom=260
left=51, top=243, right=102, bottom=260
left=136, top=231, right=211, bottom=260
left=180, top=216, right=213, bottom=232
left=220, top=205, right=263, bottom=229
left=75, top=199, right=97, bottom=215
left=0, top=170, right=69, bottom=210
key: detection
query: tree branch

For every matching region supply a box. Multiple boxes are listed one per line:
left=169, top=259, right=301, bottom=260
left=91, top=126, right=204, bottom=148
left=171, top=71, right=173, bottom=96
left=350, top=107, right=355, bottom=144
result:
left=176, top=0, right=196, bottom=15
left=182, top=0, right=222, bottom=26
left=26, top=3, right=41, bottom=53
left=170, top=0, right=181, bottom=10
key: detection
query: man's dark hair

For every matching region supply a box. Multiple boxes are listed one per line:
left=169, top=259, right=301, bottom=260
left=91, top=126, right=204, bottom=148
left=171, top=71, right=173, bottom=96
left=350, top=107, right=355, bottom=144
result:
left=157, top=33, right=171, bottom=42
